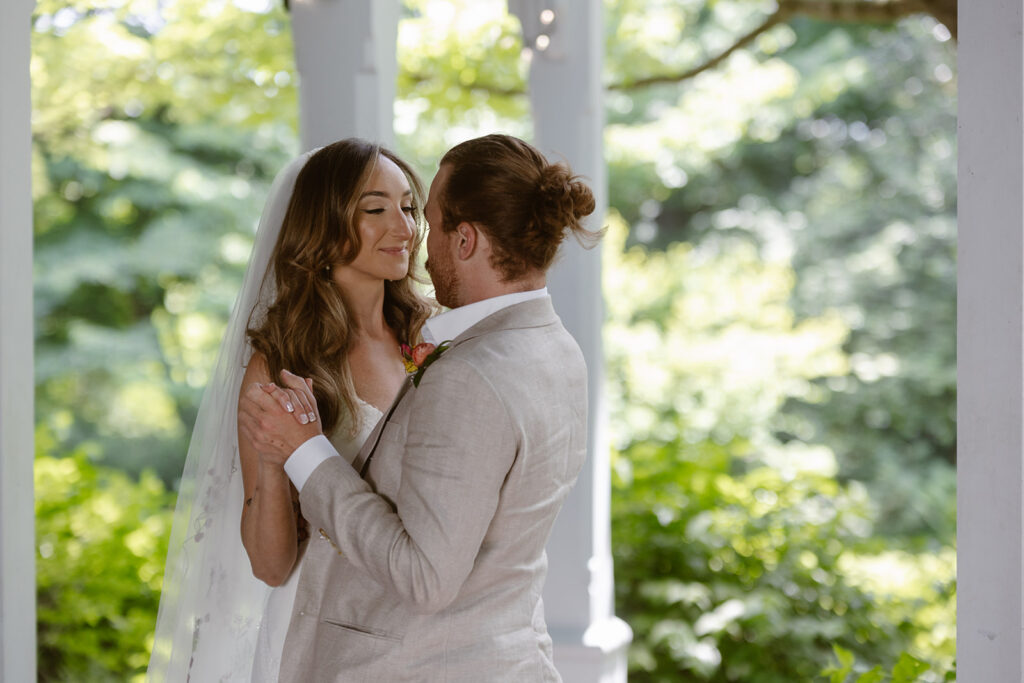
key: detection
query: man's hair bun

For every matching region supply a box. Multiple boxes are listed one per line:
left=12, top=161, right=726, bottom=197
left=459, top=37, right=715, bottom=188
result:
left=535, top=164, right=597, bottom=240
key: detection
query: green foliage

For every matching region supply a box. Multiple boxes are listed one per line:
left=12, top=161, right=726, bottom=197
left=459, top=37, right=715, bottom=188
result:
left=778, top=19, right=957, bottom=540
left=32, top=0, right=298, bottom=483
left=605, top=222, right=955, bottom=681
left=602, top=1, right=958, bottom=539
left=396, top=0, right=530, bottom=178
left=823, top=645, right=955, bottom=682
left=594, top=6, right=957, bottom=677
left=35, top=427, right=175, bottom=682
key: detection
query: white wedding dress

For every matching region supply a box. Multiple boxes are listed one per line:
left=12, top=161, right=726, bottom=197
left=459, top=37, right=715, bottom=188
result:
left=250, top=399, right=382, bottom=682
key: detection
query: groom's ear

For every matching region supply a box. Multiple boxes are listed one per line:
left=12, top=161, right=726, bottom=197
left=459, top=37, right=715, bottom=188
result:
left=455, top=222, right=484, bottom=261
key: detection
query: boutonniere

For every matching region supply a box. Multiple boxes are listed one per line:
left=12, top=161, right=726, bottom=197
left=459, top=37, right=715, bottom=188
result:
left=400, top=341, right=452, bottom=387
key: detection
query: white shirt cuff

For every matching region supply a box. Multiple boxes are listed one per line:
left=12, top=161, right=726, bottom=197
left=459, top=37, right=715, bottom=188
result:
left=283, top=434, right=339, bottom=492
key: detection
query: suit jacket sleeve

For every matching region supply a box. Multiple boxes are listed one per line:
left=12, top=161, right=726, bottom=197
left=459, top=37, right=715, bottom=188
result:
left=298, top=357, right=516, bottom=614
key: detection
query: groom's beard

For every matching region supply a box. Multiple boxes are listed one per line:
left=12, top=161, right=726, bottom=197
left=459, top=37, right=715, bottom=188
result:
left=426, top=253, right=460, bottom=309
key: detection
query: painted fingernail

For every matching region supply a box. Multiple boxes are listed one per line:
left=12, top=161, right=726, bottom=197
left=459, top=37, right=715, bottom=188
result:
left=286, top=402, right=294, bottom=413
left=308, top=412, right=317, bottom=422
left=299, top=413, right=309, bottom=424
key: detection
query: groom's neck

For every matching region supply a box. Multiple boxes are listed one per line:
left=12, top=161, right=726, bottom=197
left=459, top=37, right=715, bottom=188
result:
left=454, top=270, right=546, bottom=308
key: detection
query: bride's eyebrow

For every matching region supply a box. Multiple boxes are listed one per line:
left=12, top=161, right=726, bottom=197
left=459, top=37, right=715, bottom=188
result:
left=359, top=189, right=413, bottom=200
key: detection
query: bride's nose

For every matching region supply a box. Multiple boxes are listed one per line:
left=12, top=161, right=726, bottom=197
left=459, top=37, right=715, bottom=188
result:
left=393, top=207, right=414, bottom=239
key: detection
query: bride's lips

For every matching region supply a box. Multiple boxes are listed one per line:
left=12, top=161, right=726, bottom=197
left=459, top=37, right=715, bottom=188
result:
left=380, top=246, right=408, bottom=255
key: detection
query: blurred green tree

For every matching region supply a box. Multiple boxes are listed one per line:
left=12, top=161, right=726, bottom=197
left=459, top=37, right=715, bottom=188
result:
left=32, top=0, right=299, bottom=483
left=35, top=426, right=174, bottom=682
left=597, top=2, right=957, bottom=540
left=604, top=219, right=955, bottom=681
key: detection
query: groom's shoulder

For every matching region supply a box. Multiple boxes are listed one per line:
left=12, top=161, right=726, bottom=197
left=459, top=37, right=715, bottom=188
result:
left=445, top=320, right=585, bottom=385
left=426, top=298, right=582, bottom=377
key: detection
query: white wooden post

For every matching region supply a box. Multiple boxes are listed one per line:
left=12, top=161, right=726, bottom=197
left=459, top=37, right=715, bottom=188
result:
left=957, top=2, right=1024, bottom=680
left=509, top=1, right=632, bottom=680
left=289, top=0, right=398, bottom=151
left=0, top=0, right=37, bottom=681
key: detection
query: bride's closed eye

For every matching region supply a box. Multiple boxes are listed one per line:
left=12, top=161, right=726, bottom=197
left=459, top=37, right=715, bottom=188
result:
left=363, top=206, right=415, bottom=215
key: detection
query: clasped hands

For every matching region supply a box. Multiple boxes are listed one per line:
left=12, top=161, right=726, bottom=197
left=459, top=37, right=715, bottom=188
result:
left=239, top=369, right=323, bottom=468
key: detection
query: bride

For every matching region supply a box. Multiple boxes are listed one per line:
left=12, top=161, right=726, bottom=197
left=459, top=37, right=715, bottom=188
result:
left=147, top=139, right=434, bottom=681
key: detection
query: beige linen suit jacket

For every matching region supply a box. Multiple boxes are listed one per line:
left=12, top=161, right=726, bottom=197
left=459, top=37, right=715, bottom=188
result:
left=278, top=297, right=588, bottom=682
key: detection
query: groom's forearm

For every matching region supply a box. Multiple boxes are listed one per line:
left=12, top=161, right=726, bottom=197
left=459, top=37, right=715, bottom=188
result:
left=297, top=360, right=515, bottom=615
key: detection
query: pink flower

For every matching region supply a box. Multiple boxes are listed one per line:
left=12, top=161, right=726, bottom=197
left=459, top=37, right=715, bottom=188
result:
left=400, top=340, right=452, bottom=386
left=411, top=342, right=435, bottom=367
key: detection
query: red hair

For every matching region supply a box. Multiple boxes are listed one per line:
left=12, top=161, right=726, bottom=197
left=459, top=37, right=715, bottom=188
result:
left=439, top=134, right=601, bottom=280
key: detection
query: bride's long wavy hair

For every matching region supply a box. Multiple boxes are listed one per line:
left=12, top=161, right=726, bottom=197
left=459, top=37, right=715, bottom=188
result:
left=247, top=139, right=433, bottom=434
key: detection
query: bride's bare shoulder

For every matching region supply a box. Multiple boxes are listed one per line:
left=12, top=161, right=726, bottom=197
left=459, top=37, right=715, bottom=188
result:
left=240, top=350, right=272, bottom=394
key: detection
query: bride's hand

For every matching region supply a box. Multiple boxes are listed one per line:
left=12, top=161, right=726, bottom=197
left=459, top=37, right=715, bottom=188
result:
left=276, top=369, right=321, bottom=425
left=238, top=373, right=323, bottom=466
left=257, top=372, right=317, bottom=426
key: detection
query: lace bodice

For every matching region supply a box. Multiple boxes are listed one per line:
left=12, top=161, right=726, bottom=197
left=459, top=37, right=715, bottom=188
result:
left=327, top=399, right=385, bottom=466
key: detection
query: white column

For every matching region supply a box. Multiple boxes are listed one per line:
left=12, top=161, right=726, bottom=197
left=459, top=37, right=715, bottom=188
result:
left=509, top=2, right=631, bottom=681
left=0, top=1, right=36, bottom=681
left=957, top=2, right=1024, bottom=681
left=290, top=0, right=398, bottom=151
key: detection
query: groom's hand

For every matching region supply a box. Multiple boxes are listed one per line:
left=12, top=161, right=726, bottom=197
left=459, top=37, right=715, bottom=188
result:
left=239, top=370, right=323, bottom=467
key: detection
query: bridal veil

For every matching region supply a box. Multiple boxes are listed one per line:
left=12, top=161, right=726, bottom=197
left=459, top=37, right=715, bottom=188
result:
left=147, top=149, right=317, bottom=682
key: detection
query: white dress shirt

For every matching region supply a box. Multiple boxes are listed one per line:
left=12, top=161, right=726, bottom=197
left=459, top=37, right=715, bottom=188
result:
left=284, top=288, right=550, bottom=491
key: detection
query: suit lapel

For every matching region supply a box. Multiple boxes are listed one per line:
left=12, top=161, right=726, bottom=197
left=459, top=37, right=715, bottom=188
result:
left=351, top=376, right=413, bottom=475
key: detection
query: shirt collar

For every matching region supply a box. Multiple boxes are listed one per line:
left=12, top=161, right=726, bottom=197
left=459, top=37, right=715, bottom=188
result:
left=422, top=288, right=549, bottom=344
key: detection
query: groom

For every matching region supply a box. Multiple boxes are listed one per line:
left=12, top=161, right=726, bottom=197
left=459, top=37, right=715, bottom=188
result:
left=239, top=134, right=598, bottom=681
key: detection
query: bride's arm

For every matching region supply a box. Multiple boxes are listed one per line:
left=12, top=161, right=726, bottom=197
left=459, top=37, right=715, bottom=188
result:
left=238, top=352, right=301, bottom=586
